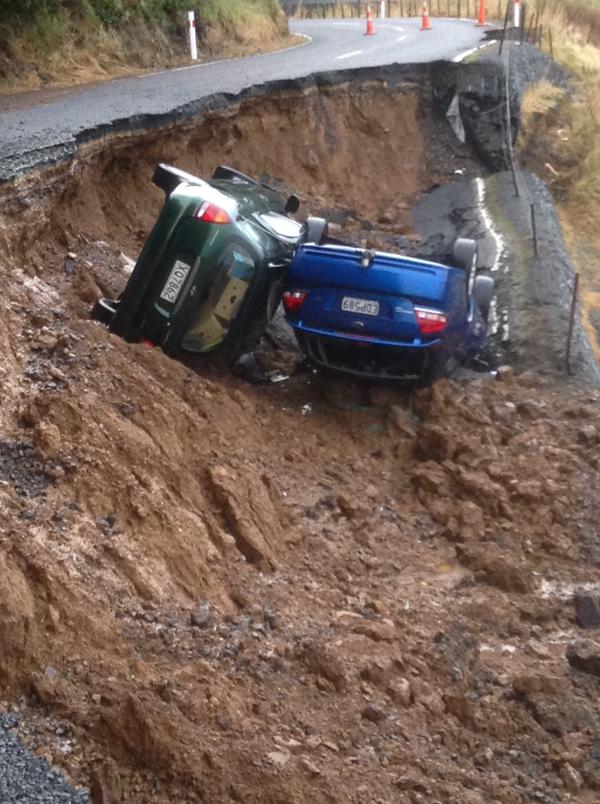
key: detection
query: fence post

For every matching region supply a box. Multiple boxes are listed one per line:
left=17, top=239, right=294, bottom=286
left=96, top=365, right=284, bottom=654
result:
left=548, top=28, right=553, bottom=56
left=521, top=3, right=528, bottom=44
left=187, top=10, right=198, bottom=61
left=566, top=273, right=580, bottom=375
left=499, top=0, right=510, bottom=54
left=530, top=204, right=538, bottom=256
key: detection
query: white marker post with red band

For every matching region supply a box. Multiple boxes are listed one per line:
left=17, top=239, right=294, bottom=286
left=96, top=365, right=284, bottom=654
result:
left=513, top=0, right=520, bottom=28
left=380, top=0, right=386, bottom=18
left=188, top=11, right=198, bottom=61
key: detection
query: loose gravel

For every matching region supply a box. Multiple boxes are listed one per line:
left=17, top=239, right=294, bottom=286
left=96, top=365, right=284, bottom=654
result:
left=0, top=715, right=90, bottom=804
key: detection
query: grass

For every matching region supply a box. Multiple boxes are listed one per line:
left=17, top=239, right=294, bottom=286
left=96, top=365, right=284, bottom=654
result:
left=0, top=0, right=287, bottom=90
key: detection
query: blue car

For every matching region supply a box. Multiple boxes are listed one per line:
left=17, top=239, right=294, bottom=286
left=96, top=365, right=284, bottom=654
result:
left=282, top=239, right=494, bottom=384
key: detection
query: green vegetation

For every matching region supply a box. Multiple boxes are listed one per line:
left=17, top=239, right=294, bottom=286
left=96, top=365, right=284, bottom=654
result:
left=0, top=0, right=283, bottom=33
left=0, top=0, right=286, bottom=89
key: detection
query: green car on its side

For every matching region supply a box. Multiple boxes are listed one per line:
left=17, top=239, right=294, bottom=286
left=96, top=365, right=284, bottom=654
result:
left=93, top=163, right=326, bottom=357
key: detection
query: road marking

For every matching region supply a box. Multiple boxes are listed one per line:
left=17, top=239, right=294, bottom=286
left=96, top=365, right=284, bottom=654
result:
left=394, top=25, right=406, bottom=31
left=452, top=39, right=496, bottom=62
left=475, top=177, right=505, bottom=273
left=397, top=35, right=408, bottom=42
left=335, top=50, right=363, bottom=60
left=138, top=34, right=312, bottom=78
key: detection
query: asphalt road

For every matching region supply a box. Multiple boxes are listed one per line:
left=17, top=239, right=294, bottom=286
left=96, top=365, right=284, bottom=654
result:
left=0, top=17, right=487, bottom=181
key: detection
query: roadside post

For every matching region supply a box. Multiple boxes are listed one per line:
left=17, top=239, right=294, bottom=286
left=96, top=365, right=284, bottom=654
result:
left=513, top=0, right=520, bottom=28
left=188, top=10, right=198, bottom=61
left=380, top=0, right=386, bottom=17
left=566, top=273, right=580, bottom=375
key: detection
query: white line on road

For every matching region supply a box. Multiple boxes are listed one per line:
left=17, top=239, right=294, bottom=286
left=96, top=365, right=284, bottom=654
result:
left=335, top=50, right=363, bottom=60
left=394, top=25, right=406, bottom=31
left=138, top=34, right=312, bottom=78
left=452, top=39, right=496, bottom=62
left=397, top=35, right=408, bottom=42
left=475, top=177, right=505, bottom=273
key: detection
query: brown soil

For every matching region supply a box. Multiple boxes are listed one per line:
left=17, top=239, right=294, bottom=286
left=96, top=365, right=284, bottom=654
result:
left=1, top=80, right=600, bottom=803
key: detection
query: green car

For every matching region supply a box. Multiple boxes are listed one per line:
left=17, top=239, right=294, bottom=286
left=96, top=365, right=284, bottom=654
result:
left=93, top=163, right=327, bottom=357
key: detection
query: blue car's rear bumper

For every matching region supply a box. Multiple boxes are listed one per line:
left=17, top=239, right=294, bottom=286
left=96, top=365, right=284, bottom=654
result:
left=292, top=324, right=444, bottom=382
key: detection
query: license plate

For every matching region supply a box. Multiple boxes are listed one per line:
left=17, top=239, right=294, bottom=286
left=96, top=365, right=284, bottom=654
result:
left=159, top=260, right=191, bottom=304
left=341, top=296, right=379, bottom=316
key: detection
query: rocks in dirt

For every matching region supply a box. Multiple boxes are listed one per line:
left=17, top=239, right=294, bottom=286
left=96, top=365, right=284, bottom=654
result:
left=413, top=423, right=455, bottom=463
left=496, top=365, right=514, bottom=382
left=266, top=749, right=291, bottom=768
left=190, top=601, right=212, bottom=629
left=352, top=619, right=396, bottom=643
left=89, top=758, right=120, bottom=804
left=361, top=702, right=387, bottom=723
left=567, top=639, right=600, bottom=676
left=560, top=763, right=584, bottom=793
left=410, top=679, right=444, bottom=716
left=454, top=468, right=509, bottom=516
left=207, top=465, right=286, bottom=569
left=574, top=594, right=600, bottom=629
left=512, top=675, right=567, bottom=697
left=456, top=544, right=534, bottom=593
left=33, top=421, right=61, bottom=460
left=388, top=405, right=416, bottom=437
left=386, top=677, right=412, bottom=707
left=295, top=639, right=347, bottom=692
left=578, top=424, right=599, bottom=444
left=411, top=462, right=449, bottom=496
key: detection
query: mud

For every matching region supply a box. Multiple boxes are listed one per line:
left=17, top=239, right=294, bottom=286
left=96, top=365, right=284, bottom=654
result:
left=1, top=71, right=600, bottom=804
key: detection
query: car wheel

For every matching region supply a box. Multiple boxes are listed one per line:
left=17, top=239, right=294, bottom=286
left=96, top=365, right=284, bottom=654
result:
left=451, top=238, right=477, bottom=273
left=91, top=297, right=118, bottom=326
left=303, top=216, right=329, bottom=245
left=473, top=275, right=495, bottom=321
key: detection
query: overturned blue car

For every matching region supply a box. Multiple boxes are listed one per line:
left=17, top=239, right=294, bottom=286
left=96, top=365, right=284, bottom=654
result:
left=282, top=239, right=494, bottom=385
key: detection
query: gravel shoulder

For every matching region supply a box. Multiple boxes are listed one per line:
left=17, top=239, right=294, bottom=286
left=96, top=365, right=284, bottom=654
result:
left=0, top=714, right=90, bottom=803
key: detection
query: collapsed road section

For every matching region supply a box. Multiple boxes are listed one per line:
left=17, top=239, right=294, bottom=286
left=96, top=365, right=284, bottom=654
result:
left=0, top=49, right=600, bottom=804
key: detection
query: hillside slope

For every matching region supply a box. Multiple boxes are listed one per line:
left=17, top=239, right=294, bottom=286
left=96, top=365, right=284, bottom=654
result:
left=0, top=0, right=289, bottom=92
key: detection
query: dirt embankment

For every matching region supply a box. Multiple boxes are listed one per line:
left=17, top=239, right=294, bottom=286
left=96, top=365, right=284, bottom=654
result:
left=1, top=73, right=600, bottom=803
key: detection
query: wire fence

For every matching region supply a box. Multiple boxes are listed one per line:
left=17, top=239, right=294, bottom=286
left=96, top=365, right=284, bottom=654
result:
left=282, top=0, right=512, bottom=20
left=496, top=3, right=580, bottom=372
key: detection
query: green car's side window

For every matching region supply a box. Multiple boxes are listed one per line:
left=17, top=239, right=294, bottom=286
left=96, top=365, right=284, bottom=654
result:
left=182, top=243, right=256, bottom=353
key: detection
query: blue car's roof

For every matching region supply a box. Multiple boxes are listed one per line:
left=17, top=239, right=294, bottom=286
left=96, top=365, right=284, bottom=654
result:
left=290, top=244, right=454, bottom=305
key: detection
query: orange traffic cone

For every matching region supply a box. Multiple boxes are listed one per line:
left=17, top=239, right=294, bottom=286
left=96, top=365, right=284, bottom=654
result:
left=365, top=5, right=376, bottom=35
left=476, top=0, right=486, bottom=25
left=420, top=1, right=431, bottom=29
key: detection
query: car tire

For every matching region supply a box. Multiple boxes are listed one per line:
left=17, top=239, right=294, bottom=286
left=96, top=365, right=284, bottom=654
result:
left=212, top=165, right=259, bottom=185
left=473, top=275, right=495, bottom=320
left=91, top=297, right=118, bottom=326
left=303, top=216, right=329, bottom=245
left=451, top=238, right=478, bottom=272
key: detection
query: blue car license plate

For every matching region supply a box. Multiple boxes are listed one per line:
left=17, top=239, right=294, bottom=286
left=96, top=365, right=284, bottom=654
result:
left=341, top=296, right=379, bottom=316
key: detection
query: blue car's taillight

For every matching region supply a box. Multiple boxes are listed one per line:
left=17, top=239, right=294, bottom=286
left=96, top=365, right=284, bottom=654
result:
left=283, top=290, right=308, bottom=314
left=414, top=307, right=448, bottom=336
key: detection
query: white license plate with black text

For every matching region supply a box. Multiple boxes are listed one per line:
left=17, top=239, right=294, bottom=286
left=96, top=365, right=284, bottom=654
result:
left=341, top=296, right=379, bottom=316
left=159, top=260, right=191, bottom=304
